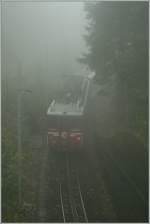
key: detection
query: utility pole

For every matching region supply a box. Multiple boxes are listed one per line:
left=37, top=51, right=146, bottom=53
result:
left=17, top=89, right=32, bottom=206
left=17, top=92, right=22, bottom=206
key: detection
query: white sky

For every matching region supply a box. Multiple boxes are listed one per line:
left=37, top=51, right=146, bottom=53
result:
left=3, top=2, right=87, bottom=77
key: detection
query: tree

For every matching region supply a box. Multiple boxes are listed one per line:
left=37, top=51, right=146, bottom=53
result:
left=81, top=2, right=148, bottom=142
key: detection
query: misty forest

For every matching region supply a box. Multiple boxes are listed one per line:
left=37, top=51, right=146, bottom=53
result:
left=2, top=1, right=148, bottom=223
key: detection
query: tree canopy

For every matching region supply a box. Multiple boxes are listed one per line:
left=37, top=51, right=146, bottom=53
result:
left=81, top=1, right=148, bottom=143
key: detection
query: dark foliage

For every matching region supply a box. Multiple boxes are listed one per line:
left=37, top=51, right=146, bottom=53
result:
left=81, top=1, right=148, bottom=143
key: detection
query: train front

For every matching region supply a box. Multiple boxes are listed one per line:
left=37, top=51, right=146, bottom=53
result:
left=47, top=114, right=84, bottom=151
left=46, top=74, right=91, bottom=151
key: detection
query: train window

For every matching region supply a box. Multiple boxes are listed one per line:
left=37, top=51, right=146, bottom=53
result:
left=47, top=116, right=60, bottom=129
left=61, top=116, right=83, bottom=130
left=47, top=115, right=84, bottom=130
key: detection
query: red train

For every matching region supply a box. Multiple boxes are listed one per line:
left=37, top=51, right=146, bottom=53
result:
left=46, top=73, right=96, bottom=151
left=47, top=115, right=84, bottom=151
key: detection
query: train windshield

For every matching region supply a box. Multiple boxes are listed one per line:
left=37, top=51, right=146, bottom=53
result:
left=61, top=116, right=83, bottom=130
left=47, top=116, right=83, bottom=130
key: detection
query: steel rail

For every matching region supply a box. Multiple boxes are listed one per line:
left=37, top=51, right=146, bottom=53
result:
left=76, top=175, right=88, bottom=222
left=59, top=183, right=66, bottom=223
left=67, top=152, right=88, bottom=222
left=65, top=152, right=78, bottom=221
left=56, top=152, right=88, bottom=223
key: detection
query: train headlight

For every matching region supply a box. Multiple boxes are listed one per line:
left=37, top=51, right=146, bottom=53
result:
left=61, top=132, right=68, bottom=139
left=70, top=132, right=83, bottom=144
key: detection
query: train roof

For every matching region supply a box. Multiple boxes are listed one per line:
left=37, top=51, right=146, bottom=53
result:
left=47, top=100, right=84, bottom=116
left=46, top=72, right=96, bottom=117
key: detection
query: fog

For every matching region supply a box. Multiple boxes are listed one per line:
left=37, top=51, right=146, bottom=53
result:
left=3, top=2, right=87, bottom=80
left=2, top=2, right=148, bottom=222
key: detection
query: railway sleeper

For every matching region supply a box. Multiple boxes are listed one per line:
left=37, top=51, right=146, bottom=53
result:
left=64, top=204, right=70, bottom=209
left=73, top=193, right=80, bottom=198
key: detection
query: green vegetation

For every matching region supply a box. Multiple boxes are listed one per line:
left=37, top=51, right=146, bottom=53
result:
left=2, top=2, right=148, bottom=222
left=81, top=2, right=148, bottom=145
left=80, top=3, right=148, bottom=221
left=2, top=63, right=55, bottom=221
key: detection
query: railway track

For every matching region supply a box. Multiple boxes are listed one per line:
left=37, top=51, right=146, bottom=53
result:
left=57, top=152, right=88, bottom=222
